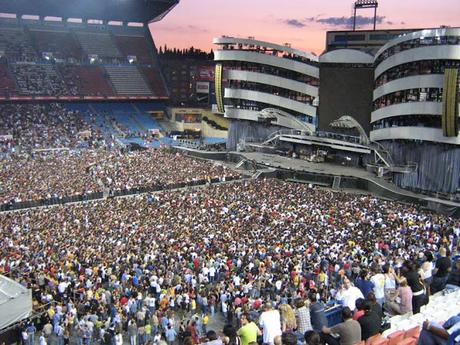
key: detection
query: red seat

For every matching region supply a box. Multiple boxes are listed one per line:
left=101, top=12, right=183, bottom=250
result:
left=396, top=337, right=417, bottom=345
left=372, top=338, right=389, bottom=345
left=404, top=326, right=421, bottom=340
left=387, top=331, right=405, bottom=345
left=366, top=334, right=383, bottom=345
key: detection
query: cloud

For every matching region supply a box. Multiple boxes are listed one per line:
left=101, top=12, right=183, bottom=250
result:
left=282, top=15, right=393, bottom=29
left=187, top=25, right=209, bottom=33
left=284, top=19, right=306, bottom=28
left=316, top=15, right=386, bottom=27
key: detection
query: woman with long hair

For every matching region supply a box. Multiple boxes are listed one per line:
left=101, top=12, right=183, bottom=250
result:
left=279, top=304, right=297, bottom=332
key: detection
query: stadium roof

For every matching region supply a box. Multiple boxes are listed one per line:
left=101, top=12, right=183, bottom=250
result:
left=0, top=0, right=179, bottom=23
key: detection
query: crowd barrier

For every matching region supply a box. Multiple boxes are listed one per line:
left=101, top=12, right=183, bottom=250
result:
left=0, top=176, right=240, bottom=212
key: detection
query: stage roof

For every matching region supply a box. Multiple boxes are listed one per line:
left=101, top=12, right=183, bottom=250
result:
left=0, top=0, right=179, bottom=23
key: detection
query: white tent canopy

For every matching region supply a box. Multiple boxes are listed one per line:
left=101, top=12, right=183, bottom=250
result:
left=0, top=275, right=32, bottom=330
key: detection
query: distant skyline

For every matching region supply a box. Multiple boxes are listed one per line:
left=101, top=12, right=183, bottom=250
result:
left=149, top=0, right=460, bottom=55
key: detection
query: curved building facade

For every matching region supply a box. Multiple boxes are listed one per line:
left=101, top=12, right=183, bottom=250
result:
left=213, top=37, right=319, bottom=149
left=370, top=28, right=460, bottom=193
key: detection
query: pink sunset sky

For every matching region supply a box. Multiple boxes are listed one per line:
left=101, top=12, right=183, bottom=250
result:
left=149, top=0, right=460, bottom=55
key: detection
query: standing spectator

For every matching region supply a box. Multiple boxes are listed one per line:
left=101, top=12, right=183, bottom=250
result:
left=237, top=313, right=259, bottom=345
left=431, top=248, right=452, bottom=294
left=128, top=319, right=138, bottom=345
left=165, top=325, right=177, bottom=345
left=38, top=332, right=47, bottom=345
left=357, top=301, right=380, bottom=341
left=308, top=292, right=328, bottom=333
left=355, top=270, right=374, bottom=300
left=366, top=292, right=383, bottom=323
left=295, top=299, right=313, bottom=336
left=259, top=302, right=282, bottom=345
left=402, top=260, right=427, bottom=314
left=369, top=265, right=385, bottom=307
left=396, top=278, right=413, bottom=314
left=421, top=251, right=435, bottom=296
left=26, top=322, right=36, bottom=345
left=383, top=264, right=398, bottom=311
left=115, top=331, right=123, bottom=345
left=446, top=259, right=460, bottom=288
left=279, top=304, right=297, bottom=332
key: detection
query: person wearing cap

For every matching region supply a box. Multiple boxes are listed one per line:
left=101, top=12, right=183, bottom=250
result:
left=431, top=247, right=452, bottom=294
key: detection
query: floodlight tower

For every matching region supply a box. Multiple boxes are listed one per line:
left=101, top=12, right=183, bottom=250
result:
left=352, top=0, right=379, bottom=31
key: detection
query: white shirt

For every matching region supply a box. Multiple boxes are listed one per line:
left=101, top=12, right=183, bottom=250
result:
left=39, top=336, right=47, bottom=345
left=336, top=286, right=364, bottom=311
left=259, top=309, right=282, bottom=344
left=370, top=273, right=385, bottom=299
left=115, top=334, right=123, bottom=345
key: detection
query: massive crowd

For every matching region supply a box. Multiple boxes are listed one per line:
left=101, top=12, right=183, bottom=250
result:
left=0, top=149, right=238, bottom=204
left=0, top=103, right=93, bottom=151
left=1, top=179, right=459, bottom=345
left=0, top=103, right=459, bottom=345
left=0, top=103, right=238, bottom=204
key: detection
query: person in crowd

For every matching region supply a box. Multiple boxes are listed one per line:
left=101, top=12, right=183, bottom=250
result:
left=418, top=314, right=460, bottom=345
left=357, top=300, right=380, bottom=341
left=446, top=259, right=460, bottom=288
left=366, top=292, right=383, bottom=323
left=421, top=251, right=435, bottom=296
left=383, top=264, right=398, bottom=312
left=202, top=330, right=224, bottom=345
left=431, top=248, right=452, bottom=294
left=279, top=304, right=297, bottom=333
left=322, top=307, right=361, bottom=345
left=294, top=298, right=313, bottom=337
left=237, top=313, right=260, bottom=345
left=165, top=325, right=177, bottom=345
left=309, top=292, right=328, bottom=333
left=352, top=299, right=365, bottom=321
left=259, top=302, right=282, bottom=345
left=355, top=270, right=374, bottom=301
left=304, top=331, right=324, bottom=345
left=370, top=265, right=385, bottom=307
left=335, top=278, right=364, bottom=311
left=222, top=325, right=241, bottom=345
left=402, top=260, right=427, bottom=314
left=280, top=332, right=297, bottom=345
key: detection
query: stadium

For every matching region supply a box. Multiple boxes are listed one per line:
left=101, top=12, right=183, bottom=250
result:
left=0, top=1, right=459, bottom=345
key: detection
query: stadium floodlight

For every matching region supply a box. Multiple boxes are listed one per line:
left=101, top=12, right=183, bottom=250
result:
left=352, top=0, right=378, bottom=31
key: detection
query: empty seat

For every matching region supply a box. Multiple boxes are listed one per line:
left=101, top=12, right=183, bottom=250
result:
left=396, top=337, right=417, bottom=345
left=75, top=31, right=122, bottom=58
left=29, top=29, right=82, bottom=60
left=104, top=66, right=152, bottom=96
left=366, top=334, right=384, bottom=345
